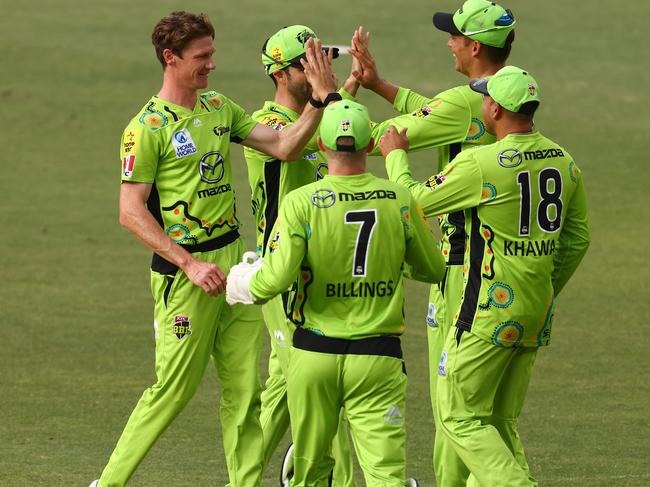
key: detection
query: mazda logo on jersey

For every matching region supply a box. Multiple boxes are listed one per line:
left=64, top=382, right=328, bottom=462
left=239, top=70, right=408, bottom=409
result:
left=311, top=189, right=335, bottom=208
left=199, top=151, right=225, bottom=184
left=497, top=148, right=523, bottom=168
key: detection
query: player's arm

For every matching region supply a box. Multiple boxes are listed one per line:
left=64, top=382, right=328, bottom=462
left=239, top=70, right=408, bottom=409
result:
left=551, top=171, right=591, bottom=295
left=403, top=196, right=447, bottom=283
left=119, top=182, right=226, bottom=296
left=366, top=94, right=469, bottom=156
left=380, top=126, right=483, bottom=217
left=249, top=197, right=307, bottom=302
left=242, top=39, right=338, bottom=161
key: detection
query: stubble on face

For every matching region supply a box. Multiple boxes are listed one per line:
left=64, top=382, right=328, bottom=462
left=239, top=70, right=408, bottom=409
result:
left=286, top=67, right=312, bottom=105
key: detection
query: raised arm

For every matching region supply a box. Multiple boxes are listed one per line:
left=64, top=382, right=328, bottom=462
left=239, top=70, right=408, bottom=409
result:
left=379, top=126, right=482, bottom=217
left=242, top=39, right=338, bottom=161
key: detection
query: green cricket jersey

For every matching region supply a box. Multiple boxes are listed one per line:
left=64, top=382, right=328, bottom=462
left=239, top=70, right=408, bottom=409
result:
left=372, top=86, right=496, bottom=264
left=243, top=101, right=328, bottom=256
left=386, top=132, right=591, bottom=347
left=120, top=91, right=256, bottom=250
left=249, top=173, right=446, bottom=340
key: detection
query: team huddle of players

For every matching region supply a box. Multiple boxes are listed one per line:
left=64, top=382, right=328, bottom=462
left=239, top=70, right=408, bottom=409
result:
left=90, top=1, right=590, bottom=486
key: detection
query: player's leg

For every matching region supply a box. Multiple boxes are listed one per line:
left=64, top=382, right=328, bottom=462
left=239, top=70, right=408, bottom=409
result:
left=212, top=240, right=265, bottom=487
left=331, top=408, right=357, bottom=487
left=260, top=295, right=293, bottom=467
left=428, top=269, right=470, bottom=487
left=488, top=346, right=538, bottom=485
left=343, top=354, right=407, bottom=487
left=98, top=267, right=219, bottom=486
left=436, top=329, right=534, bottom=487
left=287, top=347, right=341, bottom=486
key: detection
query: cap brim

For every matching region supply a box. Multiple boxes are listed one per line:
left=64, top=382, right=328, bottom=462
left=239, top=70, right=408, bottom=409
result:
left=469, top=78, right=490, bottom=96
left=433, top=12, right=462, bottom=36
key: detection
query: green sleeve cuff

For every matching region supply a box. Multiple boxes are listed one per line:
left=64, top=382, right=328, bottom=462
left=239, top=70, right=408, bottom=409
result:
left=392, top=87, right=411, bottom=112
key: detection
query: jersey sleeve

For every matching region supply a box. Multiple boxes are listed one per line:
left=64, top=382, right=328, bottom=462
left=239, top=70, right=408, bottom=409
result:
left=249, top=195, right=307, bottom=301
left=385, top=149, right=483, bottom=217
left=552, top=169, right=591, bottom=295
left=227, top=97, right=258, bottom=143
left=403, top=197, right=446, bottom=283
left=119, top=122, right=160, bottom=183
left=368, top=90, right=470, bottom=156
left=393, top=86, right=433, bottom=114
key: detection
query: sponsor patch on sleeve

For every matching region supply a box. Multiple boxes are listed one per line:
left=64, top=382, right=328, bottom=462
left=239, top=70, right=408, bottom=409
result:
left=122, top=155, right=136, bottom=178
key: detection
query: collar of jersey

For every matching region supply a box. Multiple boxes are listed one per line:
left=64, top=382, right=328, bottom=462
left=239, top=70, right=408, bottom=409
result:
left=322, top=172, right=374, bottom=183
left=264, top=101, right=300, bottom=122
left=152, top=95, right=203, bottom=115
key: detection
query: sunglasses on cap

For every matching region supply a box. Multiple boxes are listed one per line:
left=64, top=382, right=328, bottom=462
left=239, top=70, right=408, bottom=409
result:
left=457, top=8, right=515, bottom=36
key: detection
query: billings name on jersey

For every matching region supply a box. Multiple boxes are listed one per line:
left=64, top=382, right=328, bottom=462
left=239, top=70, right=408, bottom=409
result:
left=326, top=280, right=395, bottom=298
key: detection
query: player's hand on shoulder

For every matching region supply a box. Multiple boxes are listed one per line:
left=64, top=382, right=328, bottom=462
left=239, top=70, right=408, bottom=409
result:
left=379, top=126, right=409, bottom=157
left=183, top=257, right=226, bottom=296
left=302, top=38, right=338, bottom=102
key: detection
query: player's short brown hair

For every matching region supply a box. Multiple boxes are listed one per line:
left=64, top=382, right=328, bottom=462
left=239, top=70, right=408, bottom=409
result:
left=152, top=11, right=215, bottom=68
left=483, top=30, right=515, bottom=64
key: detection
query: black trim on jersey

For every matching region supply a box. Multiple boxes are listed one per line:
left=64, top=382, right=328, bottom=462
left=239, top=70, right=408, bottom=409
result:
left=261, top=159, right=282, bottom=256
left=446, top=142, right=466, bottom=265
left=455, top=208, right=485, bottom=332
left=163, top=106, right=179, bottom=122
left=293, top=326, right=403, bottom=359
left=449, top=142, right=462, bottom=160
left=447, top=211, right=466, bottom=265
left=439, top=268, right=449, bottom=297
left=199, top=100, right=210, bottom=111
left=455, top=327, right=465, bottom=346
left=151, top=230, right=240, bottom=275
left=163, top=275, right=175, bottom=306
left=230, top=135, right=244, bottom=144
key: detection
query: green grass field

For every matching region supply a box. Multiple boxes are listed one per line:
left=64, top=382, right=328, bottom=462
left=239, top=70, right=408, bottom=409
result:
left=2, top=0, right=649, bottom=485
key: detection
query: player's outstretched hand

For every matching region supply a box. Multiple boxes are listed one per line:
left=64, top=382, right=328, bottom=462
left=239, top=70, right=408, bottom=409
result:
left=226, top=252, right=264, bottom=306
left=301, top=38, right=337, bottom=103
left=183, top=257, right=227, bottom=296
left=379, top=126, right=409, bottom=157
left=349, top=27, right=379, bottom=90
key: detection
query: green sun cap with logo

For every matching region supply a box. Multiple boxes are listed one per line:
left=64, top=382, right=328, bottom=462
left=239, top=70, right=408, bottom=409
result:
left=470, top=65, right=541, bottom=113
left=433, top=0, right=516, bottom=48
left=320, top=101, right=372, bottom=153
left=263, top=25, right=342, bottom=75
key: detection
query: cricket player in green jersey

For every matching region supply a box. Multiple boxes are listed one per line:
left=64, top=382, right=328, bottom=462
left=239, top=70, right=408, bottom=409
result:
left=90, top=11, right=340, bottom=487
left=380, top=66, right=591, bottom=485
left=227, top=101, right=446, bottom=486
left=348, top=1, right=517, bottom=483
left=244, top=25, right=359, bottom=486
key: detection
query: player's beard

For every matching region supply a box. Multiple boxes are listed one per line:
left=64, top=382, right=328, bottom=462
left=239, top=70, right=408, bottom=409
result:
left=287, top=74, right=312, bottom=106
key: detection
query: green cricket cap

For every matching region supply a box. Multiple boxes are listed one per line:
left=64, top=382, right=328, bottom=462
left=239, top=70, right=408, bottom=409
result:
left=433, top=0, right=516, bottom=48
left=262, top=25, right=339, bottom=75
left=469, top=65, right=541, bottom=113
left=320, top=101, right=372, bottom=153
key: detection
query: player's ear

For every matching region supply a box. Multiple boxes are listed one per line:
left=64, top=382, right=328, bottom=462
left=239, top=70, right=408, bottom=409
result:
left=273, top=70, right=287, bottom=86
left=471, top=40, right=482, bottom=57
left=162, top=48, right=176, bottom=67
left=317, top=136, right=325, bottom=151
left=366, top=137, right=375, bottom=153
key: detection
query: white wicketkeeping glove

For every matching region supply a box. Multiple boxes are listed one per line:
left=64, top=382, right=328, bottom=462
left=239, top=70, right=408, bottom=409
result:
left=226, top=251, right=263, bottom=305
